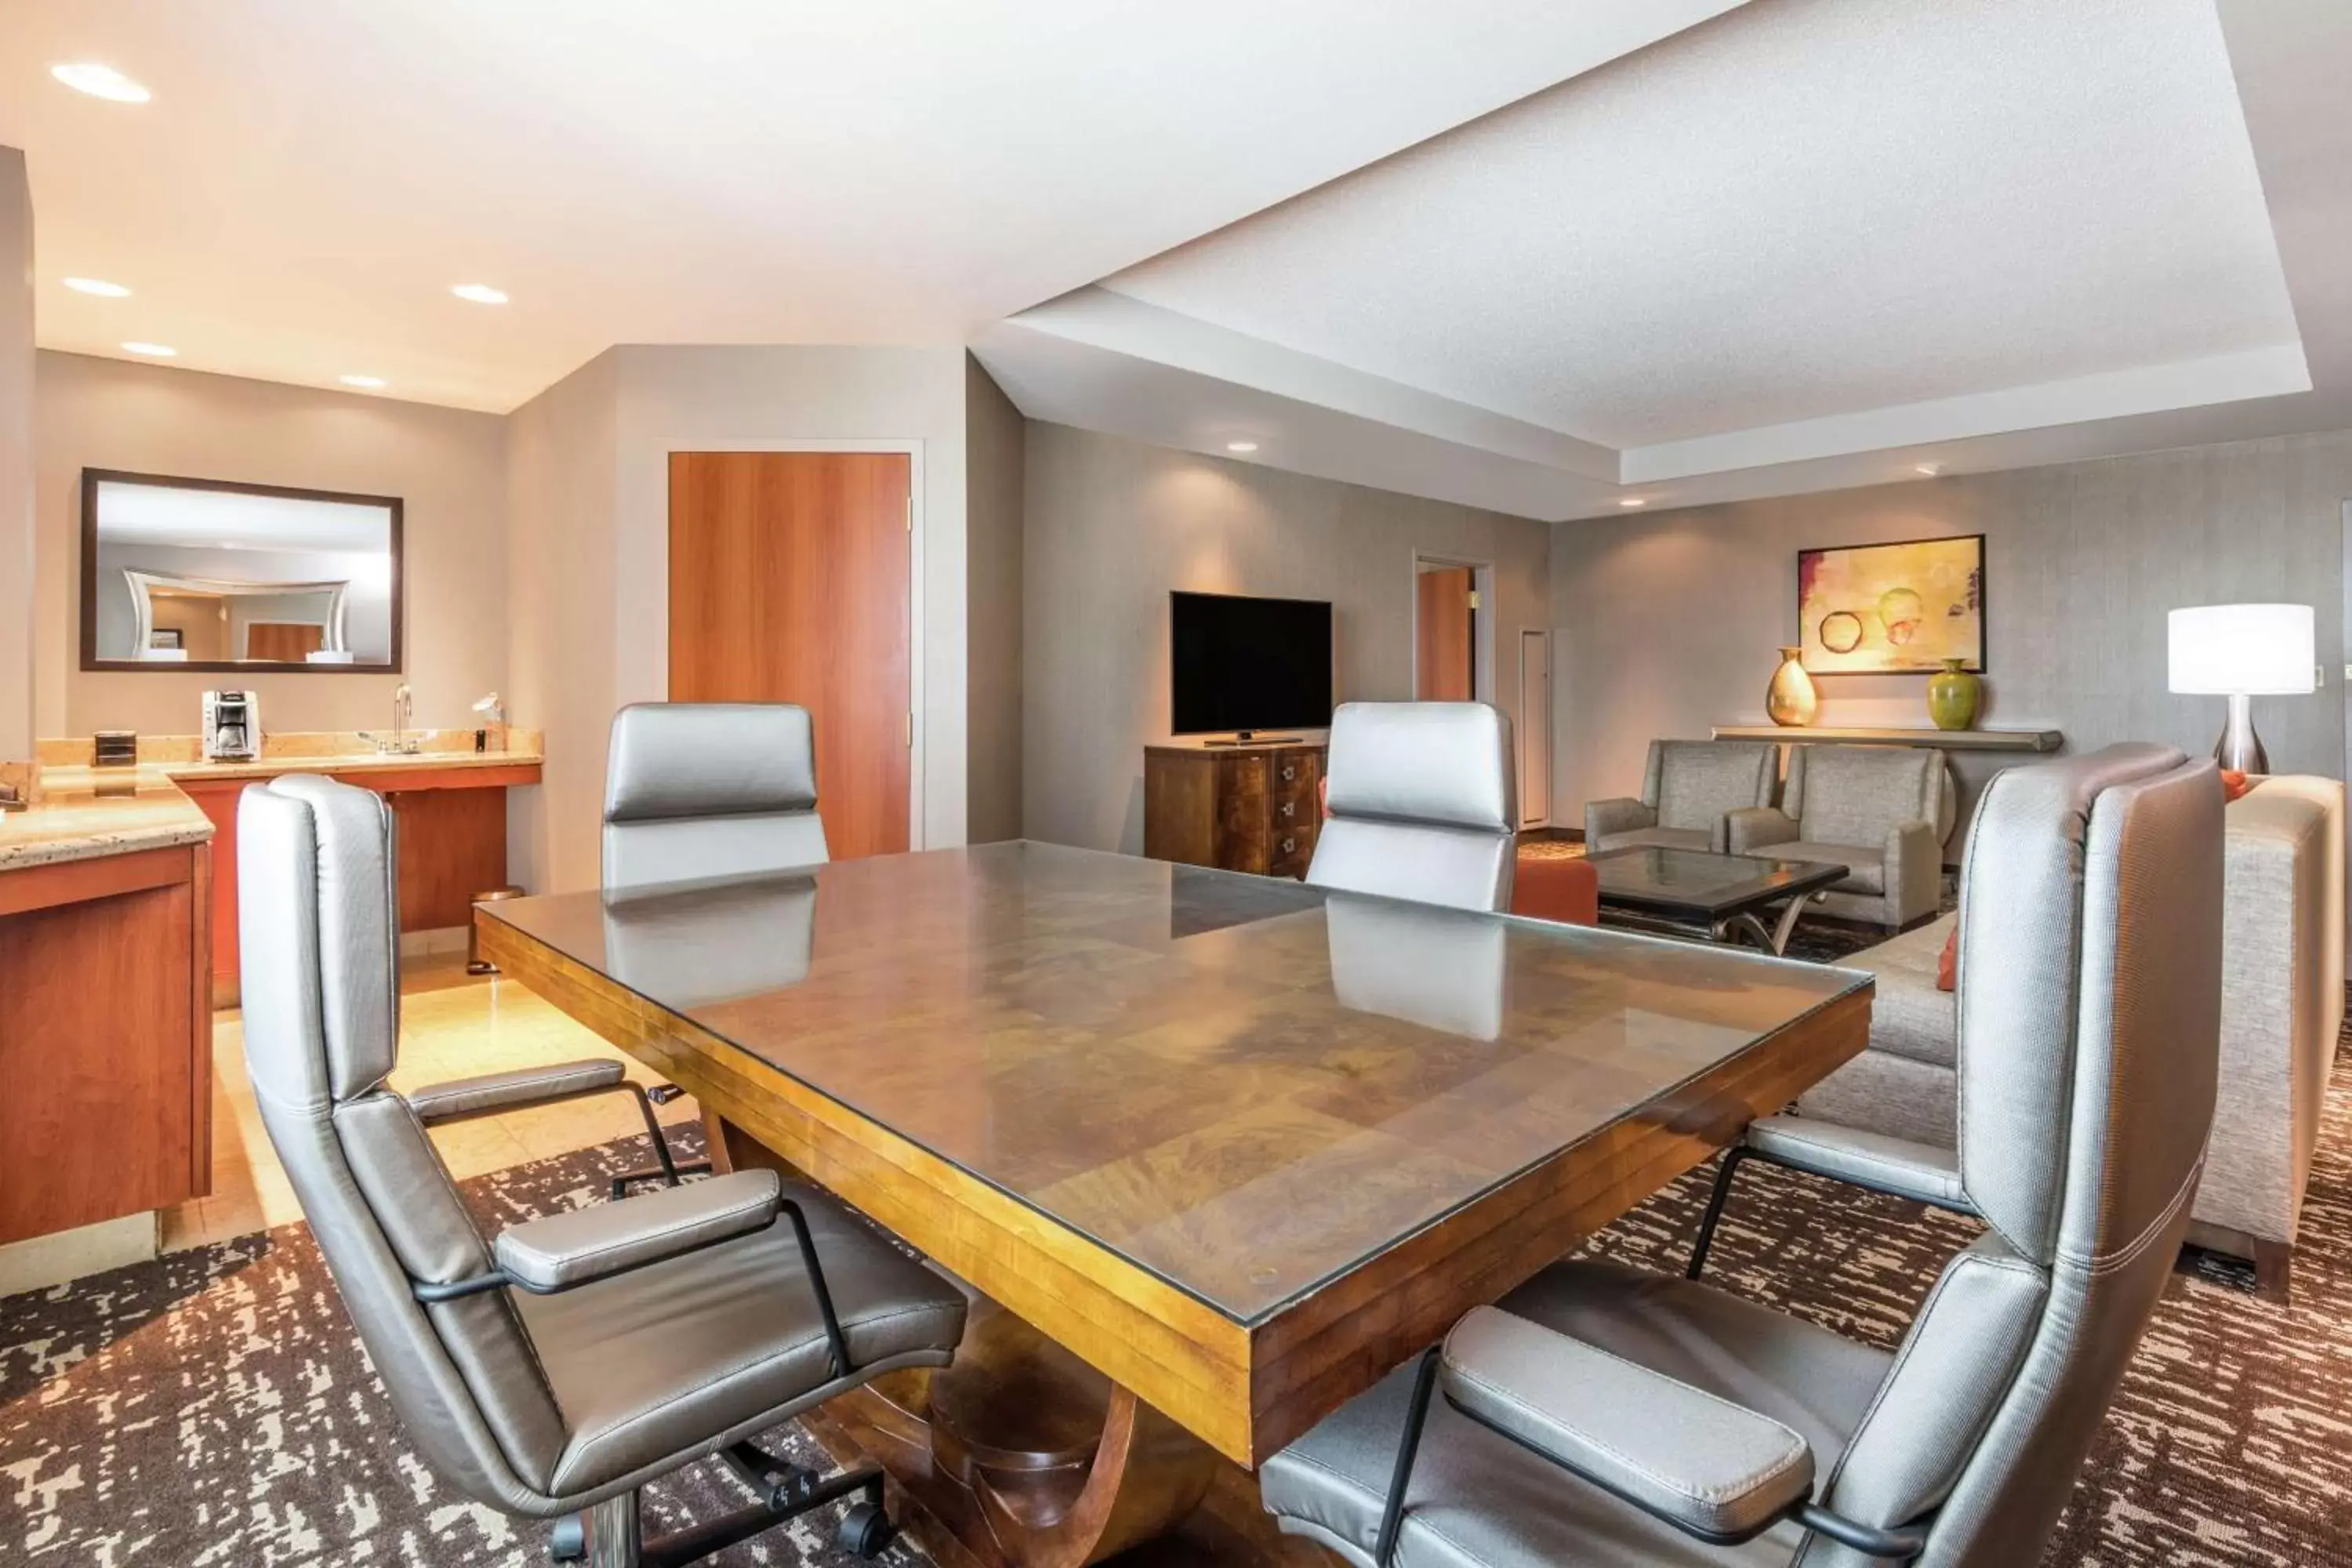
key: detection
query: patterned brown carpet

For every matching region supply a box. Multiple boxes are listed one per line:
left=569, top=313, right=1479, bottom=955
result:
left=7, top=1011, right=2352, bottom=1563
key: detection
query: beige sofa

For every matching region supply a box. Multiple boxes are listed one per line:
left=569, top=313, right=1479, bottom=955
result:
left=1798, top=772, right=2344, bottom=1294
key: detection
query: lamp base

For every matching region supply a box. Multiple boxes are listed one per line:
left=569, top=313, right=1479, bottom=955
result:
left=2214, top=691, right=2268, bottom=775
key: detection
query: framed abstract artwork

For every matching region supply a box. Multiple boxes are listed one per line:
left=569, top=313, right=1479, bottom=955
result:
left=1797, top=533, right=1984, bottom=673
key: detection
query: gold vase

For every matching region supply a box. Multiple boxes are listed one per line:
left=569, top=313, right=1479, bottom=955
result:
left=1766, top=646, right=1818, bottom=728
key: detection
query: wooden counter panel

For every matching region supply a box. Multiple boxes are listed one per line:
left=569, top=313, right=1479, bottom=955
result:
left=181, top=765, right=526, bottom=991
left=0, top=843, right=212, bottom=1244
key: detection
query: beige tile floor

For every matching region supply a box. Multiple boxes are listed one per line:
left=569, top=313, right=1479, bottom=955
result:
left=165, top=953, right=701, bottom=1252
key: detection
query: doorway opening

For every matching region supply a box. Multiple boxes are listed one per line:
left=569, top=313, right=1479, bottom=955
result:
left=1411, top=553, right=1495, bottom=704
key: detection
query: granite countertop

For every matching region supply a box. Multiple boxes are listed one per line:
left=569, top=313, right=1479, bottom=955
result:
left=9, top=727, right=546, bottom=873
left=149, top=746, right=544, bottom=783
left=0, top=768, right=216, bottom=873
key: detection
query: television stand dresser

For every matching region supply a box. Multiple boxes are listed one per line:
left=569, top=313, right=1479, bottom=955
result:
left=1142, top=737, right=1327, bottom=878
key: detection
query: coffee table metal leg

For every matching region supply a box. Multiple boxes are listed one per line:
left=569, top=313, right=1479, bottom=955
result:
left=1768, top=892, right=1822, bottom=955
left=1716, top=911, right=1774, bottom=951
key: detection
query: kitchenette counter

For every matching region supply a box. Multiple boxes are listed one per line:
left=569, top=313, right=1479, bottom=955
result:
left=0, top=767, right=216, bottom=873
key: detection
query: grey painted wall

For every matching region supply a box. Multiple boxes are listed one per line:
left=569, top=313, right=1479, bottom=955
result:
left=34, top=351, right=509, bottom=739
left=0, top=150, right=31, bottom=763
left=1023, top=420, right=1550, bottom=854
left=1549, top=430, right=2352, bottom=829
left=504, top=349, right=619, bottom=896
left=966, top=354, right=1025, bottom=844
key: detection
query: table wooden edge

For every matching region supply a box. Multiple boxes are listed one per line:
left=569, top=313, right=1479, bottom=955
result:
left=479, top=911, right=1871, bottom=1469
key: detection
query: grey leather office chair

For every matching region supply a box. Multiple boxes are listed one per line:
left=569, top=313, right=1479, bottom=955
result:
left=238, top=775, right=966, bottom=1566
left=1260, top=743, right=2223, bottom=1566
left=1307, top=702, right=1518, bottom=913
left=602, top=702, right=829, bottom=893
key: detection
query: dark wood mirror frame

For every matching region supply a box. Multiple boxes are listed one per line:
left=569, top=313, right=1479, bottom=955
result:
left=79, top=468, right=405, bottom=675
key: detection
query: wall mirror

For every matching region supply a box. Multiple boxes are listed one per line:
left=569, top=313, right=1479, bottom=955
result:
left=81, top=470, right=403, bottom=672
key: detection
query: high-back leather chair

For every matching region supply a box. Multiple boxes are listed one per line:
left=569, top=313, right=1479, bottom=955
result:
left=1307, top=702, right=1517, bottom=913
left=238, top=775, right=965, bottom=1565
left=1260, top=743, right=2223, bottom=1566
left=602, top=702, right=829, bottom=891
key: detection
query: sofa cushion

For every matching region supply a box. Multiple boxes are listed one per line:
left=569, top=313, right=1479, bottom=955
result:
left=1795, top=746, right=1940, bottom=847
left=1595, top=826, right=1711, bottom=854
left=1764, top=841, right=1885, bottom=895
left=1853, top=913, right=1958, bottom=1069
left=1653, top=742, right=1773, bottom=833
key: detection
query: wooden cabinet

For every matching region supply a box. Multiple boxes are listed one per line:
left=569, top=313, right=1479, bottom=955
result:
left=0, top=844, right=212, bottom=1244
left=1142, top=741, right=1326, bottom=878
left=179, top=761, right=539, bottom=1001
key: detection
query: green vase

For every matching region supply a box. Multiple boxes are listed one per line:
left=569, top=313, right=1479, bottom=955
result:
left=1927, top=658, right=1980, bottom=731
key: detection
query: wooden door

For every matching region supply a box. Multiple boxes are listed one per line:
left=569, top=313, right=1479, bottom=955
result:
left=669, top=452, right=912, bottom=858
left=1416, top=567, right=1475, bottom=701
left=245, top=622, right=324, bottom=660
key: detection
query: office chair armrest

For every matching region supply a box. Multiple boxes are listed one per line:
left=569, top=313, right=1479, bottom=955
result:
left=407, top=1059, right=627, bottom=1125
left=492, top=1169, right=783, bottom=1292
left=1742, top=1116, right=1976, bottom=1215
left=1440, top=1306, right=1813, bottom=1541
left=1584, top=797, right=1655, bottom=842
left=1725, top=806, right=1799, bottom=855
left=1429, top=1307, right=1926, bottom=1559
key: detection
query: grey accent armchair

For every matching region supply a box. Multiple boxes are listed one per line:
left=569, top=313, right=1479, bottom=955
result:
left=1307, top=702, right=1517, bottom=913
left=239, top=775, right=967, bottom=1566
left=1584, top=739, right=1778, bottom=854
left=1725, top=744, right=1956, bottom=929
left=1259, top=743, right=2223, bottom=1566
left=602, top=702, right=829, bottom=893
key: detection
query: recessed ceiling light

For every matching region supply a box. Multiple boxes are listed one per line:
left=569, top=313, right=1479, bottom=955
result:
left=121, top=341, right=176, bottom=358
left=1915, top=462, right=1944, bottom=477
left=339, top=374, right=387, bottom=389
left=52, top=63, right=151, bottom=102
left=64, top=277, right=132, bottom=297
left=1225, top=440, right=1259, bottom=454
left=1618, top=497, right=1647, bottom=508
left=450, top=283, right=509, bottom=305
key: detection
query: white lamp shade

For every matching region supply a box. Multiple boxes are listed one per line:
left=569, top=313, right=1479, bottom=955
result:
left=2168, top=604, right=2315, bottom=695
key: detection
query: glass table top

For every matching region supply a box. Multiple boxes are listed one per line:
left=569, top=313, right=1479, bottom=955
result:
left=484, top=841, right=1868, bottom=1327
left=1584, top=844, right=1850, bottom=916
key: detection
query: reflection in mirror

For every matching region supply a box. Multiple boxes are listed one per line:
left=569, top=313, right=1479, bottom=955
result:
left=1325, top=893, right=1506, bottom=1040
left=82, top=470, right=401, bottom=670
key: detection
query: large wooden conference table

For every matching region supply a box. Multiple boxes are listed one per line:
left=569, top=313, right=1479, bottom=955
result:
left=477, top=840, right=1871, bottom=1567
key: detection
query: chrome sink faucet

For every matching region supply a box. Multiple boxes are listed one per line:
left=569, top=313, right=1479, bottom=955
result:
left=374, top=684, right=419, bottom=754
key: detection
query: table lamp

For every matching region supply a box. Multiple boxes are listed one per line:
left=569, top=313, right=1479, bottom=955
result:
left=2167, top=603, right=2314, bottom=773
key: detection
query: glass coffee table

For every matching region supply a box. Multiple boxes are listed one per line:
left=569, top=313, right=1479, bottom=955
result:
left=1583, top=844, right=1851, bottom=955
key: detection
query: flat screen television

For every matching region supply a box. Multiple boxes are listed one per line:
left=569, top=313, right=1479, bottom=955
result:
left=1170, top=590, right=1333, bottom=736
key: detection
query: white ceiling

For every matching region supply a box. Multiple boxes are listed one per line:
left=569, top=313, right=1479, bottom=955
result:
left=0, top=0, right=1743, bottom=412
left=96, top=481, right=393, bottom=554
left=8, top=0, right=2349, bottom=521
left=1102, top=0, right=2298, bottom=450
left=978, top=0, right=2352, bottom=519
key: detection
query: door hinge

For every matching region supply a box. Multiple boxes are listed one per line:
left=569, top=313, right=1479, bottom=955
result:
left=1467, top=590, right=1481, bottom=610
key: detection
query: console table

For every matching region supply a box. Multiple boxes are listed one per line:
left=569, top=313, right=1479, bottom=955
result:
left=1710, top=724, right=2063, bottom=753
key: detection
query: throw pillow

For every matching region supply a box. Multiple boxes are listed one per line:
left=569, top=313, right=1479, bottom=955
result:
left=1936, top=924, right=1958, bottom=992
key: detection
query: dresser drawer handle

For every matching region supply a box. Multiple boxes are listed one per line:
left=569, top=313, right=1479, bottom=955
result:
left=1281, top=765, right=1297, bottom=782
left=1279, top=801, right=1295, bottom=819
left=1281, top=836, right=1297, bottom=855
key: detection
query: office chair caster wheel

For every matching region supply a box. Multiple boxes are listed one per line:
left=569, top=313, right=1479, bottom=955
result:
left=548, top=1515, right=586, bottom=1561
left=838, top=1500, right=895, bottom=1559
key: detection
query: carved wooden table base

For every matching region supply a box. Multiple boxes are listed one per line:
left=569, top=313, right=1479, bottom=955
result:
left=714, top=1117, right=1325, bottom=1566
